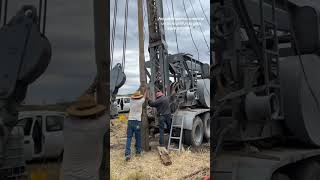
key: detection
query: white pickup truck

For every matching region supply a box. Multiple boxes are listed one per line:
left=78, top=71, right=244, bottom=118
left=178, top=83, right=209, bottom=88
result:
left=17, top=111, right=65, bottom=161
left=115, top=96, right=130, bottom=113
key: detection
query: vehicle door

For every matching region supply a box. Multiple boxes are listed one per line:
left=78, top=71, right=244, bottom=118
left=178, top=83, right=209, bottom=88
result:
left=17, top=116, right=34, bottom=161
left=116, top=98, right=122, bottom=112
left=43, top=115, right=64, bottom=158
left=32, top=115, right=44, bottom=158
left=124, top=98, right=130, bottom=112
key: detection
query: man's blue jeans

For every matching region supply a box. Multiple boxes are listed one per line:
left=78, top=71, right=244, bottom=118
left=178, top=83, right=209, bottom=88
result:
left=159, top=114, right=172, bottom=146
left=125, top=120, right=141, bottom=157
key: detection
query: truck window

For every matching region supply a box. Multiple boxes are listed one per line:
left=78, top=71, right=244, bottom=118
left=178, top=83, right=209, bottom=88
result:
left=46, top=116, right=63, bottom=132
left=18, top=118, right=33, bottom=136
left=124, top=98, right=130, bottom=103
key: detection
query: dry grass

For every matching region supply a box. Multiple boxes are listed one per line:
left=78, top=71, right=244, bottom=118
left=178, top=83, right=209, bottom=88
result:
left=110, top=114, right=210, bottom=180
left=26, top=161, right=61, bottom=180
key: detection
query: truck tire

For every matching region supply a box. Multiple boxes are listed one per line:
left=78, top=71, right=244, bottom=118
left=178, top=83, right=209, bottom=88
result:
left=184, top=116, right=204, bottom=146
left=291, top=160, right=320, bottom=180
left=271, top=173, right=290, bottom=180
left=203, top=112, right=210, bottom=140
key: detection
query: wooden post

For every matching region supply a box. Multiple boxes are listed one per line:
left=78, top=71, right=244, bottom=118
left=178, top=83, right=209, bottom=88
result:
left=138, top=0, right=150, bottom=151
left=93, top=0, right=109, bottom=179
left=138, top=0, right=146, bottom=87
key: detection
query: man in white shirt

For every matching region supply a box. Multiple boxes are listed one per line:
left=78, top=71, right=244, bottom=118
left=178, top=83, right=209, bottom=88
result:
left=60, top=94, right=107, bottom=180
left=125, top=90, right=146, bottom=161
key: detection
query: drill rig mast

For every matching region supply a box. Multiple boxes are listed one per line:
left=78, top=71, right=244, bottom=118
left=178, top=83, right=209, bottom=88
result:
left=145, top=0, right=169, bottom=99
left=145, top=0, right=210, bottom=147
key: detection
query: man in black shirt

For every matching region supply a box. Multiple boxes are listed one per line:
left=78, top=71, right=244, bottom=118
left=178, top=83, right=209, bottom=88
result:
left=147, top=90, right=171, bottom=146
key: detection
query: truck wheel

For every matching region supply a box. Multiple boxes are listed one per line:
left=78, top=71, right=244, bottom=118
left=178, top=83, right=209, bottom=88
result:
left=272, top=173, right=290, bottom=180
left=184, top=116, right=204, bottom=146
left=203, top=112, right=210, bottom=140
left=291, top=160, right=320, bottom=180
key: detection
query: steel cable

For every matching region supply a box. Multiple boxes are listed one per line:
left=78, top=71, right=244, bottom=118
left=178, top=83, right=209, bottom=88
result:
left=188, top=0, right=209, bottom=51
left=170, top=0, right=180, bottom=53
left=164, top=0, right=178, bottom=53
left=122, top=0, right=129, bottom=71
left=110, top=0, right=118, bottom=68
left=198, top=0, right=209, bottom=26
left=182, top=0, right=199, bottom=89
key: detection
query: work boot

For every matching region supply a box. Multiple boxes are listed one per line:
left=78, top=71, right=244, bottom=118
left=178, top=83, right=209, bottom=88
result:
left=125, top=155, right=131, bottom=161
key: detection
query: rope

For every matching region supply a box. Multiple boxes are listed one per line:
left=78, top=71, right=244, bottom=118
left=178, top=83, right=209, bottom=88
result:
left=110, top=0, right=118, bottom=68
left=188, top=0, right=209, bottom=51
left=198, top=0, right=209, bottom=26
left=170, top=0, right=180, bottom=53
left=122, top=0, right=129, bottom=71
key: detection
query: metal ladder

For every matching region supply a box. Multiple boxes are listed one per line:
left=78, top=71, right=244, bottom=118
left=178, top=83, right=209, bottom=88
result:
left=167, top=116, right=184, bottom=152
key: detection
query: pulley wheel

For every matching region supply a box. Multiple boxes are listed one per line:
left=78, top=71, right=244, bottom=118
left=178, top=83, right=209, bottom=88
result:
left=197, top=79, right=210, bottom=108
left=280, top=54, right=320, bottom=146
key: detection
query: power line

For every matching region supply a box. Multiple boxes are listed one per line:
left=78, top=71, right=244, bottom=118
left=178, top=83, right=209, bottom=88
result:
left=188, top=0, right=209, bottom=51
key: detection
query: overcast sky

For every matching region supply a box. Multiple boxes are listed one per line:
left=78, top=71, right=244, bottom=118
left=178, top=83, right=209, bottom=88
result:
left=6, top=0, right=209, bottom=104
left=111, top=0, right=210, bottom=95
left=8, top=0, right=96, bottom=104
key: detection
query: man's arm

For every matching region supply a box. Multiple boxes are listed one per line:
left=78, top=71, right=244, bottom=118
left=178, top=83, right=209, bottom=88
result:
left=148, top=98, right=161, bottom=107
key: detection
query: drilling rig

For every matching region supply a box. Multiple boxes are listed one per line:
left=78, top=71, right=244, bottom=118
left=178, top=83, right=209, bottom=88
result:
left=145, top=0, right=210, bottom=146
left=0, top=5, right=51, bottom=179
left=212, top=0, right=320, bottom=179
